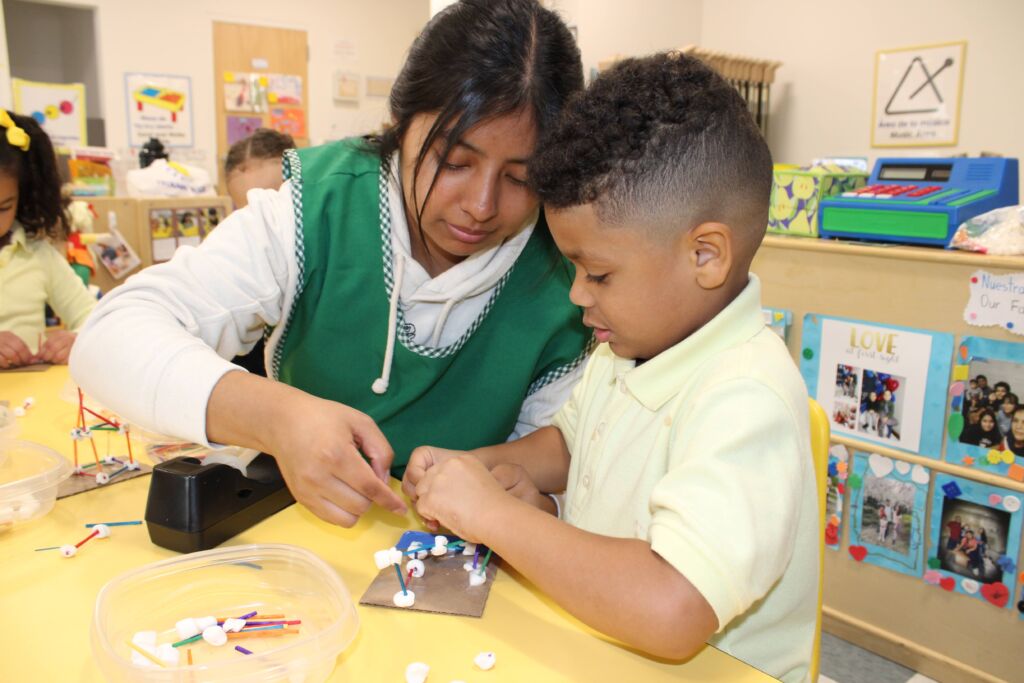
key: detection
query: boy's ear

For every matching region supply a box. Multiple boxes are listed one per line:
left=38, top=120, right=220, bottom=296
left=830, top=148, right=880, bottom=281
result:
left=686, top=222, right=733, bottom=290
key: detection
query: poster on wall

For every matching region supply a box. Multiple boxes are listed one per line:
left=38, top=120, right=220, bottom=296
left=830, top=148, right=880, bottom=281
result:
left=124, top=73, right=194, bottom=148
left=847, top=451, right=929, bottom=577
left=800, top=315, right=954, bottom=456
left=226, top=115, right=263, bottom=146
left=11, top=78, right=86, bottom=151
left=872, top=41, right=966, bottom=147
left=925, top=475, right=1021, bottom=609
left=946, top=336, right=1024, bottom=481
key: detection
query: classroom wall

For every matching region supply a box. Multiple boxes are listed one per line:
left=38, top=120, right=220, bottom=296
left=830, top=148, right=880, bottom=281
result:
left=0, top=0, right=428, bottom=181
left=699, top=0, right=1024, bottom=188
left=548, top=0, right=702, bottom=77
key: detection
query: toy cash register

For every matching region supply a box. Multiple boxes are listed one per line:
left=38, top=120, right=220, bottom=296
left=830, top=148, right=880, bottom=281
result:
left=818, top=157, right=1019, bottom=247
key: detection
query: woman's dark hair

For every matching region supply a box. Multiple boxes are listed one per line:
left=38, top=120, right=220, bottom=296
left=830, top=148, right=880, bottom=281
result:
left=0, top=111, right=69, bottom=240
left=370, top=0, right=583, bottom=227
left=225, top=128, right=295, bottom=175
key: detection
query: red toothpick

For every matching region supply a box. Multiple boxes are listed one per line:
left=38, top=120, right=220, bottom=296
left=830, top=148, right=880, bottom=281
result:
left=75, top=529, right=100, bottom=548
left=406, top=567, right=415, bottom=589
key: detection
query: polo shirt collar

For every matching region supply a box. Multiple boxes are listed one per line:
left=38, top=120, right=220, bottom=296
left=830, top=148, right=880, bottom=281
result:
left=0, top=224, right=27, bottom=265
left=621, top=274, right=766, bottom=411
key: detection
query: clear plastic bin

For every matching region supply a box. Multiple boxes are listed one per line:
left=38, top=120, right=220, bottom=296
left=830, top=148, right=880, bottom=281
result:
left=92, top=544, right=360, bottom=683
left=0, top=439, right=72, bottom=531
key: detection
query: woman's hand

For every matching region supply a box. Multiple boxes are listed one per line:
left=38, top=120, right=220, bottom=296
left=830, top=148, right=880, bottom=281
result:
left=35, top=330, right=77, bottom=364
left=0, top=331, right=33, bottom=368
left=268, top=392, right=408, bottom=527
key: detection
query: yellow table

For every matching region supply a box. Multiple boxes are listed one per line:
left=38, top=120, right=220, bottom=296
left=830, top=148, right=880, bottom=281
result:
left=0, top=367, right=774, bottom=682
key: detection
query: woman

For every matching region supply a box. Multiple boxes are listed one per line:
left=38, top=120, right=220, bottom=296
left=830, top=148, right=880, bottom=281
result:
left=71, top=0, right=589, bottom=527
left=1005, top=406, right=1024, bottom=458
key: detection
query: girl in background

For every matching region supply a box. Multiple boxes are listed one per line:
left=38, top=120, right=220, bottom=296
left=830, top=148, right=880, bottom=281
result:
left=0, top=110, right=94, bottom=368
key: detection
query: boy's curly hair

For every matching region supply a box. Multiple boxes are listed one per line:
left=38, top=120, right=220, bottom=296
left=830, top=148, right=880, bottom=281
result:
left=529, top=53, right=773, bottom=240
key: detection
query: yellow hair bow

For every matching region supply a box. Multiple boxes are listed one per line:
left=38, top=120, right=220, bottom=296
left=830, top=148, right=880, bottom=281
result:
left=0, top=110, right=30, bottom=152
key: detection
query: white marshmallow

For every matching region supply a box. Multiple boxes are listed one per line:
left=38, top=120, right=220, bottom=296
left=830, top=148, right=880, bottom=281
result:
left=463, top=561, right=478, bottom=572
left=175, top=617, right=200, bottom=640
left=468, top=570, right=486, bottom=587
left=60, top=544, right=77, bottom=558
left=95, top=472, right=110, bottom=485
left=131, top=631, right=158, bottom=647
left=223, top=617, right=247, bottom=633
left=433, top=535, right=448, bottom=547
left=202, top=625, right=228, bottom=646
left=429, top=535, right=449, bottom=556
left=22, top=397, right=34, bottom=408
left=408, top=541, right=428, bottom=560
left=462, top=542, right=477, bottom=556
left=406, top=559, right=425, bottom=578
left=13, top=407, right=25, bottom=417
left=94, top=524, right=111, bottom=539
left=14, top=495, right=39, bottom=520
left=393, top=589, right=416, bottom=607
left=195, top=616, right=218, bottom=631
left=473, top=651, right=496, bottom=671
left=374, top=549, right=392, bottom=570
left=127, top=461, right=142, bottom=471
left=157, top=643, right=181, bottom=666
left=388, top=547, right=404, bottom=565
left=405, top=661, right=430, bottom=683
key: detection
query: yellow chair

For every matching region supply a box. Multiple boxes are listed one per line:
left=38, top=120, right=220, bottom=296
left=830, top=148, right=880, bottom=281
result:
left=808, top=398, right=830, bottom=682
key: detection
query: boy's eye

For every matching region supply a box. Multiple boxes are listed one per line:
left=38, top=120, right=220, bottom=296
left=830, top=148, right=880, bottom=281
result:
left=506, top=174, right=528, bottom=187
left=585, top=272, right=608, bottom=284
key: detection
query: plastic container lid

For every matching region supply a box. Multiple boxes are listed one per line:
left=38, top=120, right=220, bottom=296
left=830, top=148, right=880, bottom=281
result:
left=92, top=544, right=360, bottom=683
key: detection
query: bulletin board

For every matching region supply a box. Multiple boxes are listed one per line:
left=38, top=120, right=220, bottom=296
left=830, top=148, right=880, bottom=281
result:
left=753, top=236, right=1024, bottom=683
left=212, top=21, right=309, bottom=190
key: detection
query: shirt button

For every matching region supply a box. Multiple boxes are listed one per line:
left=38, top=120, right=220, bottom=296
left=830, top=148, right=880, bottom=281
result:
left=618, top=381, right=627, bottom=395
left=582, top=475, right=591, bottom=488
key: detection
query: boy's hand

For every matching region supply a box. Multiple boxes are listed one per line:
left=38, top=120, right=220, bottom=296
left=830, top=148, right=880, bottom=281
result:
left=490, top=463, right=553, bottom=513
left=0, top=331, right=33, bottom=368
left=415, top=455, right=511, bottom=542
left=35, top=330, right=77, bottom=365
left=401, top=445, right=469, bottom=503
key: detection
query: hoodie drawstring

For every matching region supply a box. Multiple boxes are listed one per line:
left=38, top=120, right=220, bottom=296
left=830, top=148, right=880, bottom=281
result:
left=372, top=254, right=405, bottom=395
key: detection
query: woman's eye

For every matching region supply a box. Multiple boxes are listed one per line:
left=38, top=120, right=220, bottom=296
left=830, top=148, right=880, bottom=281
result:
left=506, top=174, right=528, bottom=187
left=586, top=273, right=608, bottom=284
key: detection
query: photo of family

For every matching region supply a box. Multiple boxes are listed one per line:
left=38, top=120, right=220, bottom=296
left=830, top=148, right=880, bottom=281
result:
left=859, top=472, right=915, bottom=555
left=856, top=370, right=905, bottom=442
left=960, top=359, right=1024, bottom=457
left=937, top=497, right=1011, bottom=583
left=88, top=227, right=141, bottom=280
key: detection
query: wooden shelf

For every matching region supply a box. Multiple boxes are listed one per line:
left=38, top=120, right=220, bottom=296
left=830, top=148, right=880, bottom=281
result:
left=762, top=235, right=1024, bottom=270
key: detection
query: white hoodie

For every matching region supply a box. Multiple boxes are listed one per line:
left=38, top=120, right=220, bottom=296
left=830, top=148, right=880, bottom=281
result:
left=70, top=167, right=582, bottom=448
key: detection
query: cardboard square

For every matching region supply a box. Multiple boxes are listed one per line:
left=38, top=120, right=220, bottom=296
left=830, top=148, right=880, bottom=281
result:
left=58, top=460, right=151, bottom=498
left=359, top=551, right=499, bottom=618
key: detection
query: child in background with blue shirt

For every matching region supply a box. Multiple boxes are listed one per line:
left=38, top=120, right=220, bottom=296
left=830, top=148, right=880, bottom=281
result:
left=403, top=53, right=817, bottom=682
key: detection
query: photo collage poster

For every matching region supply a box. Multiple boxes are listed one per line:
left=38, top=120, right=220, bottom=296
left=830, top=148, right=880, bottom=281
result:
left=847, top=451, right=929, bottom=577
left=800, top=314, right=954, bottom=456
left=946, top=337, right=1024, bottom=482
left=926, top=475, right=1022, bottom=610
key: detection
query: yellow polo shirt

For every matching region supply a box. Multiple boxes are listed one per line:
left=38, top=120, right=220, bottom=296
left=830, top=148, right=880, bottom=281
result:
left=553, top=275, right=816, bottom=683
left=0, top=225, right=96, bottom=352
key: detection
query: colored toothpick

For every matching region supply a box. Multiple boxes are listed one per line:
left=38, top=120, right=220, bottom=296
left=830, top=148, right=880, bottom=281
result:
left=228, top=628, right=299, bottom=640
left=472, top=546, right=481, bottom=570
left=478, top=548, right=494, bottom=573
left=235, top=645, right=253, bottom=655
left=85, top=521, right=142, bottom=528
left=393, top=563, right=408, bottom=594
left=127, top=641, right=167, bottom=668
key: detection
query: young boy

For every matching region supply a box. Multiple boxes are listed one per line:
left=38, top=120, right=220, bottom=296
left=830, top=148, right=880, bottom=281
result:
left=403, top=53, right=817, bottom=681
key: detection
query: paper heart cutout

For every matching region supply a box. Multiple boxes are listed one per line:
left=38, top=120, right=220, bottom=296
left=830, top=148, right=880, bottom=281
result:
left=1004, top=496, right=1021, bottom=513
left=825, top=524, right=839, bottom=546
left=849, top=545, right=868, bottom=562
left=989, top=494, right=1003, bottom=506
left=868, top=453, right=894, bottom=479
left=895, top=461, right=911, bottom=475
left=923, top=570, right=941, bottom=584
left=911, top=465, right=930, bottom=485
left=939, top=577, right=955, bottom=591
left=949, top=381, right=965, bottom=397
left=961, top=578, right=979, bottom=594
left=981, top=582, right=1010, bottom=608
